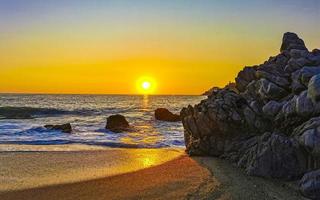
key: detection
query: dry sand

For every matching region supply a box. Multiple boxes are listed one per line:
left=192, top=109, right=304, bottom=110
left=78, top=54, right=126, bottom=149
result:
left=0, top=146, right=306, bottom=200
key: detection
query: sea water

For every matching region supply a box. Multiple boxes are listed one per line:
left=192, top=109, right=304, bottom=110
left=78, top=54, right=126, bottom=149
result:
left=0, top=94, right=204, bottom=149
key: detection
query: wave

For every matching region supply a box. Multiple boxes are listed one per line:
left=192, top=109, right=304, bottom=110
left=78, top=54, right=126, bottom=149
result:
left=0, top=106, right=74, bottom=119
left=0, top=106, right=103, bottom=119
left=0, top=140, right=163, bottom=149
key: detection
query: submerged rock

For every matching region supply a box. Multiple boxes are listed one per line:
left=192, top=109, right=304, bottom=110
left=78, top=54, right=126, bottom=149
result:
left=44, top=123, right=72, bottom=133
left=181, top=32, right=320, bottom=187
left=106, top=114, right=130, bottom=132
left=155, top=108, right=180, bottom=122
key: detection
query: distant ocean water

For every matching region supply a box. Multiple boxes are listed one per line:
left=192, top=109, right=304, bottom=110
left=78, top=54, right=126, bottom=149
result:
left=0, top=94, right=204, bottom=149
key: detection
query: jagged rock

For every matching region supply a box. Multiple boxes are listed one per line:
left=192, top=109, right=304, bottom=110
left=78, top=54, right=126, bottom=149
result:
left=293, top=117, right=320, bottom=169
left=299, top=67, right=320, bottom=86
left=235, top=67, right=257, bottom=92
left=181, top=88, right=270, bottom=156
left=106, top=114, right=130, bottom=132
left=202, top=86, right=219, bottom=96
left=224, top=133, right=307, bottom=180
left=300, top=169, right=320, bottom=199
left=181, top=32, right=320, bottom=181
left=308, top=74, right=320, bottom=103
left=291, top=70, right=307, bottom=94
left=262, top=100, right=284, bottom=118
left=256, top=78, right=288, bottom=101
left=280, top=32, right=308, bottom=52
left=155, top=108, right=180, bottom=122
left=44, top=123, right=72, bottom=133
left=245, top=133, right=307, bottom=179
left=256, top=70, right=290, bottom=88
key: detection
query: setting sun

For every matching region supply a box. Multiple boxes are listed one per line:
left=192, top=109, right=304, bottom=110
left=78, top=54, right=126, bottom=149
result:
left=142, top=81, right=151, bottom=90
left=136, top=77, right=156, bottom=94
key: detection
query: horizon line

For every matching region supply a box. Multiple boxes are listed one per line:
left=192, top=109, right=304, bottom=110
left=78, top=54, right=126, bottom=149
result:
left=0, top=92, right=202, bottom=96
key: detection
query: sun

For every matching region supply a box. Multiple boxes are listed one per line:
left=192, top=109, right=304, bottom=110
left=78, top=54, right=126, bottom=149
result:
left=142, top=81, right=151, bottom=90
left=136, top=77, right=156, bottom=94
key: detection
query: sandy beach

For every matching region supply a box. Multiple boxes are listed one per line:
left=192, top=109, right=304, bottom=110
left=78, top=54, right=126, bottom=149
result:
left=0, top=145, right=306, bottom=200
left=0, top=146, right=211, bottom=200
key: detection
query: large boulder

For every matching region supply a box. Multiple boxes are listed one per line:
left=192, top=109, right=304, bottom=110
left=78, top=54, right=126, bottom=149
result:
left=223, top=132, right=307, bottom=180
left=293, top=117, right=320, bottom=169
left=181, top=88, right=270, bottom=156
left=106, top=114, right=130, bottom=132
left=44, top=123, right=72, bottom=133
left=308, top=74, right=320, bottom=103
left=300, top=169, right=320, bottom=199
left=155, top=108, right=180, bottom=122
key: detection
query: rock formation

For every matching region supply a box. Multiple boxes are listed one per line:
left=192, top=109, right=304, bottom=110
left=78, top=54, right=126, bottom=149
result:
left=106, top=114, right=130, bottom=132
left=44, top=123, right=72, bottom=133
left=155, top=108, right=181, bottom=122
left=181, top=32, right=320, bottom=199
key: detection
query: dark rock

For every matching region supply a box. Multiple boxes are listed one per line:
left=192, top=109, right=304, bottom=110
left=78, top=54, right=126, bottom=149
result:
left=181, top=32, right=320, bottom=182
left=224, top=133, right=307, bottom=180
left=293, top=117, right=320, bottom=169
left=308, top=74, right=320, bottom=103
left=256, top=78, right=288, bottom=101
left=280, top=32, right=308, bottom=52
left=155, top=108, right=180, bottom=122
left=300, top=169, right=320, bottom=199
left=44, top=123, right=72, bottom=133
left=202, top=86, right=219, bottom=96
left=299, top=67, right=320, bottom=86
left=262, top=100, right=284, bottom=118
left=106, top=114, right=130, bottom=132
left=235, top=67, right=257, bottom=92
left=244, top=133, right=307, bottom=179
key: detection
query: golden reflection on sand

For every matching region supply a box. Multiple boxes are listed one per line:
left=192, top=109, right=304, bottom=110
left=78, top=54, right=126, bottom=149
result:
left=0, top=147, right=184, bottom=192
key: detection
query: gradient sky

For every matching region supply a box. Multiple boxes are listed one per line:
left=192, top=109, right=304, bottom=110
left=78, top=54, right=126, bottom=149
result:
left=0, top=0, right=319, bottom=94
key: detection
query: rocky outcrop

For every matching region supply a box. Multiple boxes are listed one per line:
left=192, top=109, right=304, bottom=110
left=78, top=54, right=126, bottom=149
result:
left=106, top=114, right=130, bottom=132
left=44, top=123, right=72, bottom=133
left=202, top=82, right=237, bottom=96
left=181, top=32, right=320, bottom=198
left=155, top=108, right=180, bottom=122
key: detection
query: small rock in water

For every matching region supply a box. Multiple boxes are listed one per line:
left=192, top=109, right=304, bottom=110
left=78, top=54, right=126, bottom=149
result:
left=155, top=108, right=181, bottom=122
left=44, top=123, right=72, bottom=133
left=106, top=114, right=130, bottom=132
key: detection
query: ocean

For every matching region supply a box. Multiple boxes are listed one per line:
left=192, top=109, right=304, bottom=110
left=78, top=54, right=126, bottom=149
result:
left=0, top=94, right=204, bottom=149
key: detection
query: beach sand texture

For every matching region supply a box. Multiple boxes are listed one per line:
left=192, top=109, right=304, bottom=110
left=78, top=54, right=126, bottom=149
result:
left=0, top=147, right=306, bottom=200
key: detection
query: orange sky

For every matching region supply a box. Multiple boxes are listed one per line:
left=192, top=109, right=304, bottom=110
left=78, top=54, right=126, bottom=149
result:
left=0, top=1, right=319, bottom=94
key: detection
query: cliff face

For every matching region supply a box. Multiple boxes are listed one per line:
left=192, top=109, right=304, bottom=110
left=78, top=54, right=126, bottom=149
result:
left=181, top=33, right=320, bottom=198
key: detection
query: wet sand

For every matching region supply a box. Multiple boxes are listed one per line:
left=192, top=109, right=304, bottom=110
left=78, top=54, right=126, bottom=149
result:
left=0, top=146, right=306, bottom=200
left=0, top=149, right=210, bottom=200
left=0, top=146, right=184, bottom=192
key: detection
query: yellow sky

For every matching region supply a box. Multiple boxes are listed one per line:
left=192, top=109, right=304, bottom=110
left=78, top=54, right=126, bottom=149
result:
left=0, top=1, right=319, bottom=94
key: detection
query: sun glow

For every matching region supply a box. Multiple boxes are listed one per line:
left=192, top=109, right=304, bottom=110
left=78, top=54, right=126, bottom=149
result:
left=142, top=81, right=151, bottom=90
left=136, top=77, right=156, bottom=94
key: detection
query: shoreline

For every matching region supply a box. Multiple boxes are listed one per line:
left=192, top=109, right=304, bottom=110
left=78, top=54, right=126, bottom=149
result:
left=0, top=146, right=307, bottom=200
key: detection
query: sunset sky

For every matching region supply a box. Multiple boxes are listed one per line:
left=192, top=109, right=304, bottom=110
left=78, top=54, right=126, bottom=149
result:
left=0, top=0, right=319, bottom=94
